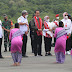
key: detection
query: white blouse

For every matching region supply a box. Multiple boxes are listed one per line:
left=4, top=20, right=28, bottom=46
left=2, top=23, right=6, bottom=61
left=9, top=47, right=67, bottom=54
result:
left=61, top=19, right=71, bottom=35
left=43, top=21, right=53, bottom=37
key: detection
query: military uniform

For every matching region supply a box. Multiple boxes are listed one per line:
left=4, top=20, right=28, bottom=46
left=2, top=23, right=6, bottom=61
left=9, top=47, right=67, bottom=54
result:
left=2, top=20, right=13, bottom=51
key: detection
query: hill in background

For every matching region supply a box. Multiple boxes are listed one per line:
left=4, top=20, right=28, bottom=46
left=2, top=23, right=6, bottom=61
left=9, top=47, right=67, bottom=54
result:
left=0, top=0, right=72, bottom=23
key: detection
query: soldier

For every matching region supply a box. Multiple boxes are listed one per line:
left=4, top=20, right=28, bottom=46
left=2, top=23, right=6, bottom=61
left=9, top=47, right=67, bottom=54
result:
left=2, top=14, right=13, bottom=52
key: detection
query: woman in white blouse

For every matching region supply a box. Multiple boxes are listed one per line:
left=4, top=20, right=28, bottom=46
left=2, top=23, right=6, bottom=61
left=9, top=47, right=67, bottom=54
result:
left=43, top=16, right=53, bottom=56
left=61, top=12, right=71, bottom=55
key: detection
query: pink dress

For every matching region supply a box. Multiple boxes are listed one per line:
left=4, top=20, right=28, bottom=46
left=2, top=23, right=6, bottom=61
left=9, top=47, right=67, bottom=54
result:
left=9, top=28, right=23, bottom=53
left=54, top=27, right=67, bottom=54
left=71, top=49, right=72, bottom=56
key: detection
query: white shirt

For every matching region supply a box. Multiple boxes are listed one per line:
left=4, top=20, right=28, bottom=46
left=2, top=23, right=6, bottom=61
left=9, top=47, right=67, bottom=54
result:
left=43, top=21, right=53, bottom=37
left=61, top=19, right=71, bottom=35
left=50, top=21, right=59, bottom=34
left=17, top=16, right=28, bottom=34
left=71, top=22, right=72, bottom=33
left=54, top=20, right=59, bottom=28
left=50, top=20, right=59, bottom=29
left=0, top=20, right=3, bottom=38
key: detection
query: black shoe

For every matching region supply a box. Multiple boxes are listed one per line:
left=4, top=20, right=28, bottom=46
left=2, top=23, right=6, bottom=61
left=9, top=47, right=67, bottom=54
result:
left=48, top=53, right=52, bottom=56
left=0, top=55, right=4, bottom=59
left=45, top=53, right=48, bottom=56
left=4, top=50, right=7, bottom=52
left=32, top=51, right=34, bottom=53
left=38, top=54, right=43, bottom=56
left=34, top=54, right=37, bottom=56
left=9, top=47, right=11, bottom=52
left=22, top=55, right=28, bottom=58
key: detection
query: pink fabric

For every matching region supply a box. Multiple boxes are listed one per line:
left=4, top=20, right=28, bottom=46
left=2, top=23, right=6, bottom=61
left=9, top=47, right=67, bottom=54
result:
left=9, top=28, right=23, bottom=53
left=71, top=50, right=72, bottom=55
left=63, top=12, right=68, bottom=18
left=55, top=52, right=65, bottom=64
left=54, top=27, right=67, bottom=54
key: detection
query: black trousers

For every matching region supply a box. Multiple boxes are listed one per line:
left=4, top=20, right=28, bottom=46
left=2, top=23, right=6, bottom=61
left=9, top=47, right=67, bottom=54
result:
left=71, top=35, right=72, bottom=48
left=66, top=37, right=71, bottom=51
left=54, top=37, right=56, bottom=43
left=30, top=32, right=34, bottom=52
left=33, top=32, right=42, bottom=55
left=44, top=37, right=52, bottom=52
left=22, top=34, right=27, bottom=56
left=53, top=31, right=56, bottom=44
left=4, top=30, right=11, bottom=51
left=0, top=38, right=2, bottom=56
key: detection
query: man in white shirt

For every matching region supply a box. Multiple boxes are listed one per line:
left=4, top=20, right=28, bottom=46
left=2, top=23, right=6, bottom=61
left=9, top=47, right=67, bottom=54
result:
left=51, top=14, right=59, bottom=47
left=18, top=10, right=29, bottom=57
left=0, top=20, right=3, bottom=58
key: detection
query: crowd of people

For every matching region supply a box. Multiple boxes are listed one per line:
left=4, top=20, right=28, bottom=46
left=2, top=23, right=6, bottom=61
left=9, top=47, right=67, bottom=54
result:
left=0, top=10, right=72, bottom=66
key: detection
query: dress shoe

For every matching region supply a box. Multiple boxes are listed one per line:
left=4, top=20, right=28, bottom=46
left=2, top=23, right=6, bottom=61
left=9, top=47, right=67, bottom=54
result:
left=38, top=54, right=43, bottom=56
left=22, top=55, right=28, bottom=58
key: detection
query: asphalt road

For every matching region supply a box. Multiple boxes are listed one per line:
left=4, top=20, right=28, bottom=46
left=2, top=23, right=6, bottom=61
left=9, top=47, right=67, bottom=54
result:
left=0, top=36, right=72, bottom=72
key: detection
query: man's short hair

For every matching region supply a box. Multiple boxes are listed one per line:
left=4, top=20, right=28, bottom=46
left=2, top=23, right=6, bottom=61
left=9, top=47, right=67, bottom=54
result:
left=35, top=10, right=40, bottom=13
left=22, top=10, right=27, bottom=15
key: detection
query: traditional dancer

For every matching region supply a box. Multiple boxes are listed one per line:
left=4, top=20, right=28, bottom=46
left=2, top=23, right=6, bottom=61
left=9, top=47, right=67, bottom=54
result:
left=54, top=21, right=67, bottom=64
left=9, top=23, right=23, bottom=66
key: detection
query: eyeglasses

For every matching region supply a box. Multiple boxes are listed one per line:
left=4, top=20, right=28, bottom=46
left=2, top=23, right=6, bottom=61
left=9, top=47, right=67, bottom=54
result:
left=65, top=15, right=68, bottom=16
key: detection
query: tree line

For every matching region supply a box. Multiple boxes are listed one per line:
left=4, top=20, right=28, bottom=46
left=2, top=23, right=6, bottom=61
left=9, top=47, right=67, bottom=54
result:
left=0, top=0, right=72, bottom=23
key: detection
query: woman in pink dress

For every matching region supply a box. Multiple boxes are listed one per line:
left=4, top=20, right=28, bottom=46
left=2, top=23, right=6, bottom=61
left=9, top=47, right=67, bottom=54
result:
left=9, top=23, right=23, bottom=66
left=54, top=21, right=67, bottom=64
left=71, top=50, right=72, bottom=58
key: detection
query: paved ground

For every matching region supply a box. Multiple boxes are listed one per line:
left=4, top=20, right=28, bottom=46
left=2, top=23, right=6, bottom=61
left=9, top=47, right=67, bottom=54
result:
left=0, top=36, right=72, bottom=72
